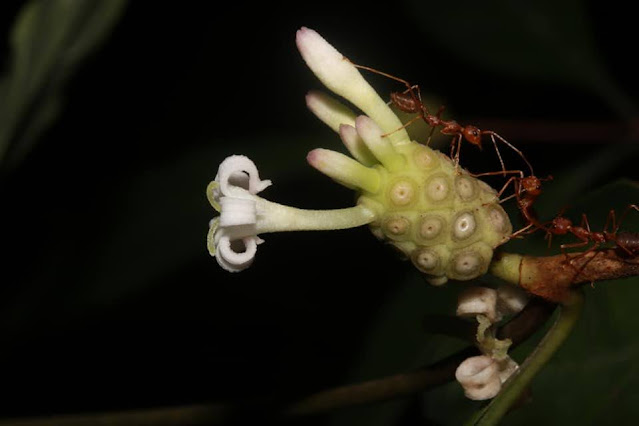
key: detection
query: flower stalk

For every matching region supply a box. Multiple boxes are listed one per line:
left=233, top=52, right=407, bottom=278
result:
left=490, top=250, right=639, bottom=302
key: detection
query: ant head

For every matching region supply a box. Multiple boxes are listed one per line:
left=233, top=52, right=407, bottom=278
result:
left=552, top=216, right=572, bottom=234
left=462, top=126, right=482, bottom=146
left=521, top=176, right=542, bottom=195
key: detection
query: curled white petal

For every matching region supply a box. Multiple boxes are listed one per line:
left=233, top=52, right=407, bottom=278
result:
left=215, top=155, right=272, bottom=198
left=219, top=196, right=257, bottom=227
left=215, top=234, right=259, bottom=273
left=456, top=287, right=500, bottom=323
left=455, top=355, right=502, bottom=401
left=208, top=153, right=378, bottom=273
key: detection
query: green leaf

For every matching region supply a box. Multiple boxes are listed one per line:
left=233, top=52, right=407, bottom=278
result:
left=326, top=272, right=470, bottom=426
left=407, top=0, right=636, bottom=116
left=0, top=0, right=128, bottom=166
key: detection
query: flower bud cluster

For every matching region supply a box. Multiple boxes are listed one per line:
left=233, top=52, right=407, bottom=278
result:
left=297, top=27, right=513, bottom=285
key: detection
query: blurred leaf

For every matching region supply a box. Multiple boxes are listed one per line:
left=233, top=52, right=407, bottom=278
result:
left=538, top=143, right=639, bottom=217
left=0, top=132, right=322, bottom=334
left=407, top=0, right=636, bottom=116
left=0, top=0, right=127, bottom=166
left=60, top=0, right=127, bottom=74
left=327, top=272, right=469, bottom=426
left=8, top=92, right=62, bottom=163
left=408, top=180, right=639, bottom=425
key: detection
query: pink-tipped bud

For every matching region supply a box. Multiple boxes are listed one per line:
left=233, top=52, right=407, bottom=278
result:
left=307, top=148, right=380, bottom=193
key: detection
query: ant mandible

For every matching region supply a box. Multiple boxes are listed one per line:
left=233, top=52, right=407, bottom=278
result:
left=350, top=61, right=534, bottom=177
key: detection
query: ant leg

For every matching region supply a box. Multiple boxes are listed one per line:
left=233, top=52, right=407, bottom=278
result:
left=488, top=133, right=507, bottom=176
left=484, top=131, right=535, bottom=177
left=449, top=134, right=459, bottom=165
left=453, top=134, right=464, bottom=169
left=400, top=84, right=421, bottom=95
left=426, top=106, right=445, bottom=145
left=569, top=245, right=602, bottom=282
left=350, top=62, right=414, bottom=88
left=603, top=209, right=617, bottom=234
left=351, top=61, right=429, bottom=114
left=510, top=223, right=535, bottom=239
left=472, top=169, right=524, bottom=178
left=426, top=127, right=437, bottom=146
left=545, top=230, right=554, bottom=249
left=381, top=115, right=423, bottom=137
left=579, top=213, right=592, bottom=234
left=559, top=239, right=591, bottom=266
left=560, top=239, right=591, bottom=252
left=617, top=204, right=639, bottom=231
left=495, top=176, right=519, bottom=199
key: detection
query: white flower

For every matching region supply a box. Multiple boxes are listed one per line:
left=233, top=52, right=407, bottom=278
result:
left=454, top=285, right=525, bottom=400
left=207, top=155, right=377, bottom=272
left=207, top=155, right=271, bottom=272
left=455, top=355, right=502, bottom=401
left=455, top=355, right=520, bottom=401
left=456, top=285, right=529, bottom=323
left=456, top=286, right=500, bottom=323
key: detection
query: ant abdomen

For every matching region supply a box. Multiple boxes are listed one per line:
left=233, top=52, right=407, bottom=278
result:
left=390, top=92, right=420, bottom=114
left=616, top=232, right=639, bottom=255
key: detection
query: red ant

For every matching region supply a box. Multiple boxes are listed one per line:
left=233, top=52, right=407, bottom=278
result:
left=351, top=62, right=534, bottom=176
left=489, top=173, right=554, bottom=238
left=545, top=204, right=639, bottom=257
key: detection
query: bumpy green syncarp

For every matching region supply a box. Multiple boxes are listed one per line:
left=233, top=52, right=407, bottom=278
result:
left=358, top=141, right=512, bottom=285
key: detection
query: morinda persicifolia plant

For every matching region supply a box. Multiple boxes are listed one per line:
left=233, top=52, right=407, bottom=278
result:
left=206, top=28, right=639, bottom=424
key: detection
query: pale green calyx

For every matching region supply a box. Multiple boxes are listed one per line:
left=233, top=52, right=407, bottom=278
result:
left=207, top=155, right=376, bottom=272
left=298, top=28, right=513, bottom=285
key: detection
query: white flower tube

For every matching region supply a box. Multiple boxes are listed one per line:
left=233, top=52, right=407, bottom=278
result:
left=207, top=155, right=378, bottom=272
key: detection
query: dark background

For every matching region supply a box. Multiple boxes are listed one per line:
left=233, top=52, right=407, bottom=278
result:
left=1, top=1, right=638, bottom=425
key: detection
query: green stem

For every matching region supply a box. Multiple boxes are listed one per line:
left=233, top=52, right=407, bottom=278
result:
left=468, top=290, right=584, bottom=426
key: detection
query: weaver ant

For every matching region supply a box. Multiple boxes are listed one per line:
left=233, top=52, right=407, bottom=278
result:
left=351, top=62, right=534, bottom=176
left=545, top=204, right=639, bottom=257
left=470, top=170, right=554, bottom=239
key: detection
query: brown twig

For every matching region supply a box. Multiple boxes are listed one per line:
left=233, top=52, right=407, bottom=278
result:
left=491, top=249, right=639, bottom=302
